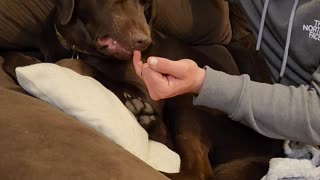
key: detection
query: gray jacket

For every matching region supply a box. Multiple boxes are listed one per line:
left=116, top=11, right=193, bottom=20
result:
left=194, top=0, right=320, bottom=145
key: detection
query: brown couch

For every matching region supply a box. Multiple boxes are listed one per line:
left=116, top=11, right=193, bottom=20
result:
left=0, top=57, right=169, bottom=180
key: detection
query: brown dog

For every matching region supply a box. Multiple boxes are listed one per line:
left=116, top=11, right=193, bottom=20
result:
left=1, top=0, right=283, bottom=179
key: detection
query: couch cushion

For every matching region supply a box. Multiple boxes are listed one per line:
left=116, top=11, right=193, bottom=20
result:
left=0, top=57, right=169, bottom=180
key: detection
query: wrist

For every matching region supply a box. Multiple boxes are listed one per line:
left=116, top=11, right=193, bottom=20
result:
left=191, top=67, right=206, bottom=94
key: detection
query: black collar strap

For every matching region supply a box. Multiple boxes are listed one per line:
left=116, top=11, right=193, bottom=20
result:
left=54, top=24, right=92, bottom=58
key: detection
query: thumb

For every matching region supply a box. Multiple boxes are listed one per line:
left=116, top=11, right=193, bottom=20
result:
left=147, top=57, right=188, bottom=78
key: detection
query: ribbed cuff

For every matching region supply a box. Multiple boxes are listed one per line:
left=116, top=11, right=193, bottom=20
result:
left=193, top=66, right=247, bottom=115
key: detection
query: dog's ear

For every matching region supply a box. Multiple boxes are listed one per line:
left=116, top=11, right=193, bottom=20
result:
left=55, top=0, right=75, bottom=25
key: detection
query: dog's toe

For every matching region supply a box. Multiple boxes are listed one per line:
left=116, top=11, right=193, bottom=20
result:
left=123, top=92, right=156, bottom=128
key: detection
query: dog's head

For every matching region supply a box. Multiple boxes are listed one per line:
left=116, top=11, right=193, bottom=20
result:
left=55, top=0, right=153, bottom=60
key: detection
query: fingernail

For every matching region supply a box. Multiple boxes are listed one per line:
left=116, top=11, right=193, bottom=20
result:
left=149, top=57, right=158, bottom=66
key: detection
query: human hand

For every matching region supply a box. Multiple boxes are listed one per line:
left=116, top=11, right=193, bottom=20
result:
left=133, top=50, right=206, bottom=101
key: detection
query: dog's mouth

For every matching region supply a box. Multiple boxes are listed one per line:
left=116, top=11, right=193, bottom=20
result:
left=97, top=32, right=152, bottom=60
left=97, top=35, right=134, bottom=60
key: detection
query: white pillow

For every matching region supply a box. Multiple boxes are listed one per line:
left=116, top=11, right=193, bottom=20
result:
left=16, top=63, right=180, bottom=173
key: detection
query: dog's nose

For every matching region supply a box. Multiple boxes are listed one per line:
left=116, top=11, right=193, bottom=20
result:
left=132, top=33, right=152, bottom=51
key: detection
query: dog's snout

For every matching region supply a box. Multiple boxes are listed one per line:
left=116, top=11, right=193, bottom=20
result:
left=132, top=33, right=152, bottom=51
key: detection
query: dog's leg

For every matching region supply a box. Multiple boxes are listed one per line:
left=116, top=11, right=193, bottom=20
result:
left=2, top=52, right=42, bottom=81
left=164, top=96, right=214, bottom=180
left=165, top=135, right=213, bottom=180
left=212, top=157, right=270, bottom=180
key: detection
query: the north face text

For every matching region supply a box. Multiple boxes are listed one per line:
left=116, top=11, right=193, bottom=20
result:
left=303, top=20, right=320, bottom=41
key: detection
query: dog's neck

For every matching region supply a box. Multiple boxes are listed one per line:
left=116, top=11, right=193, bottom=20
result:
left=54, top=24, right=96, bottom=59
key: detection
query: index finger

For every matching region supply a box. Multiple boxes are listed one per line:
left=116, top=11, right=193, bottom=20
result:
left=133, top=50, right=143, bottom=78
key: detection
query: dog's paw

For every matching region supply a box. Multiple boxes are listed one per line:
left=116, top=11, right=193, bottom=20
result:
left=123, top=92, right=156, bottom=128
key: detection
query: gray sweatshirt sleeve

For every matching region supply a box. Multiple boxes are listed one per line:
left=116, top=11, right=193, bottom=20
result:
left=193, top=66, right=320, bottom=145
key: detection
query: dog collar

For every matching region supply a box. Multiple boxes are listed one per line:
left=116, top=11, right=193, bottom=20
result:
left=54, top=24, right=92, bottom=58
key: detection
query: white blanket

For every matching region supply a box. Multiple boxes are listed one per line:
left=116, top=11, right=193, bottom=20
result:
left=262, top=140, right=320, bottom=180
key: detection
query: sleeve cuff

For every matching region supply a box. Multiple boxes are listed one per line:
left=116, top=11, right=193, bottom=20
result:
left=193, top=66, right=248, bottom=115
